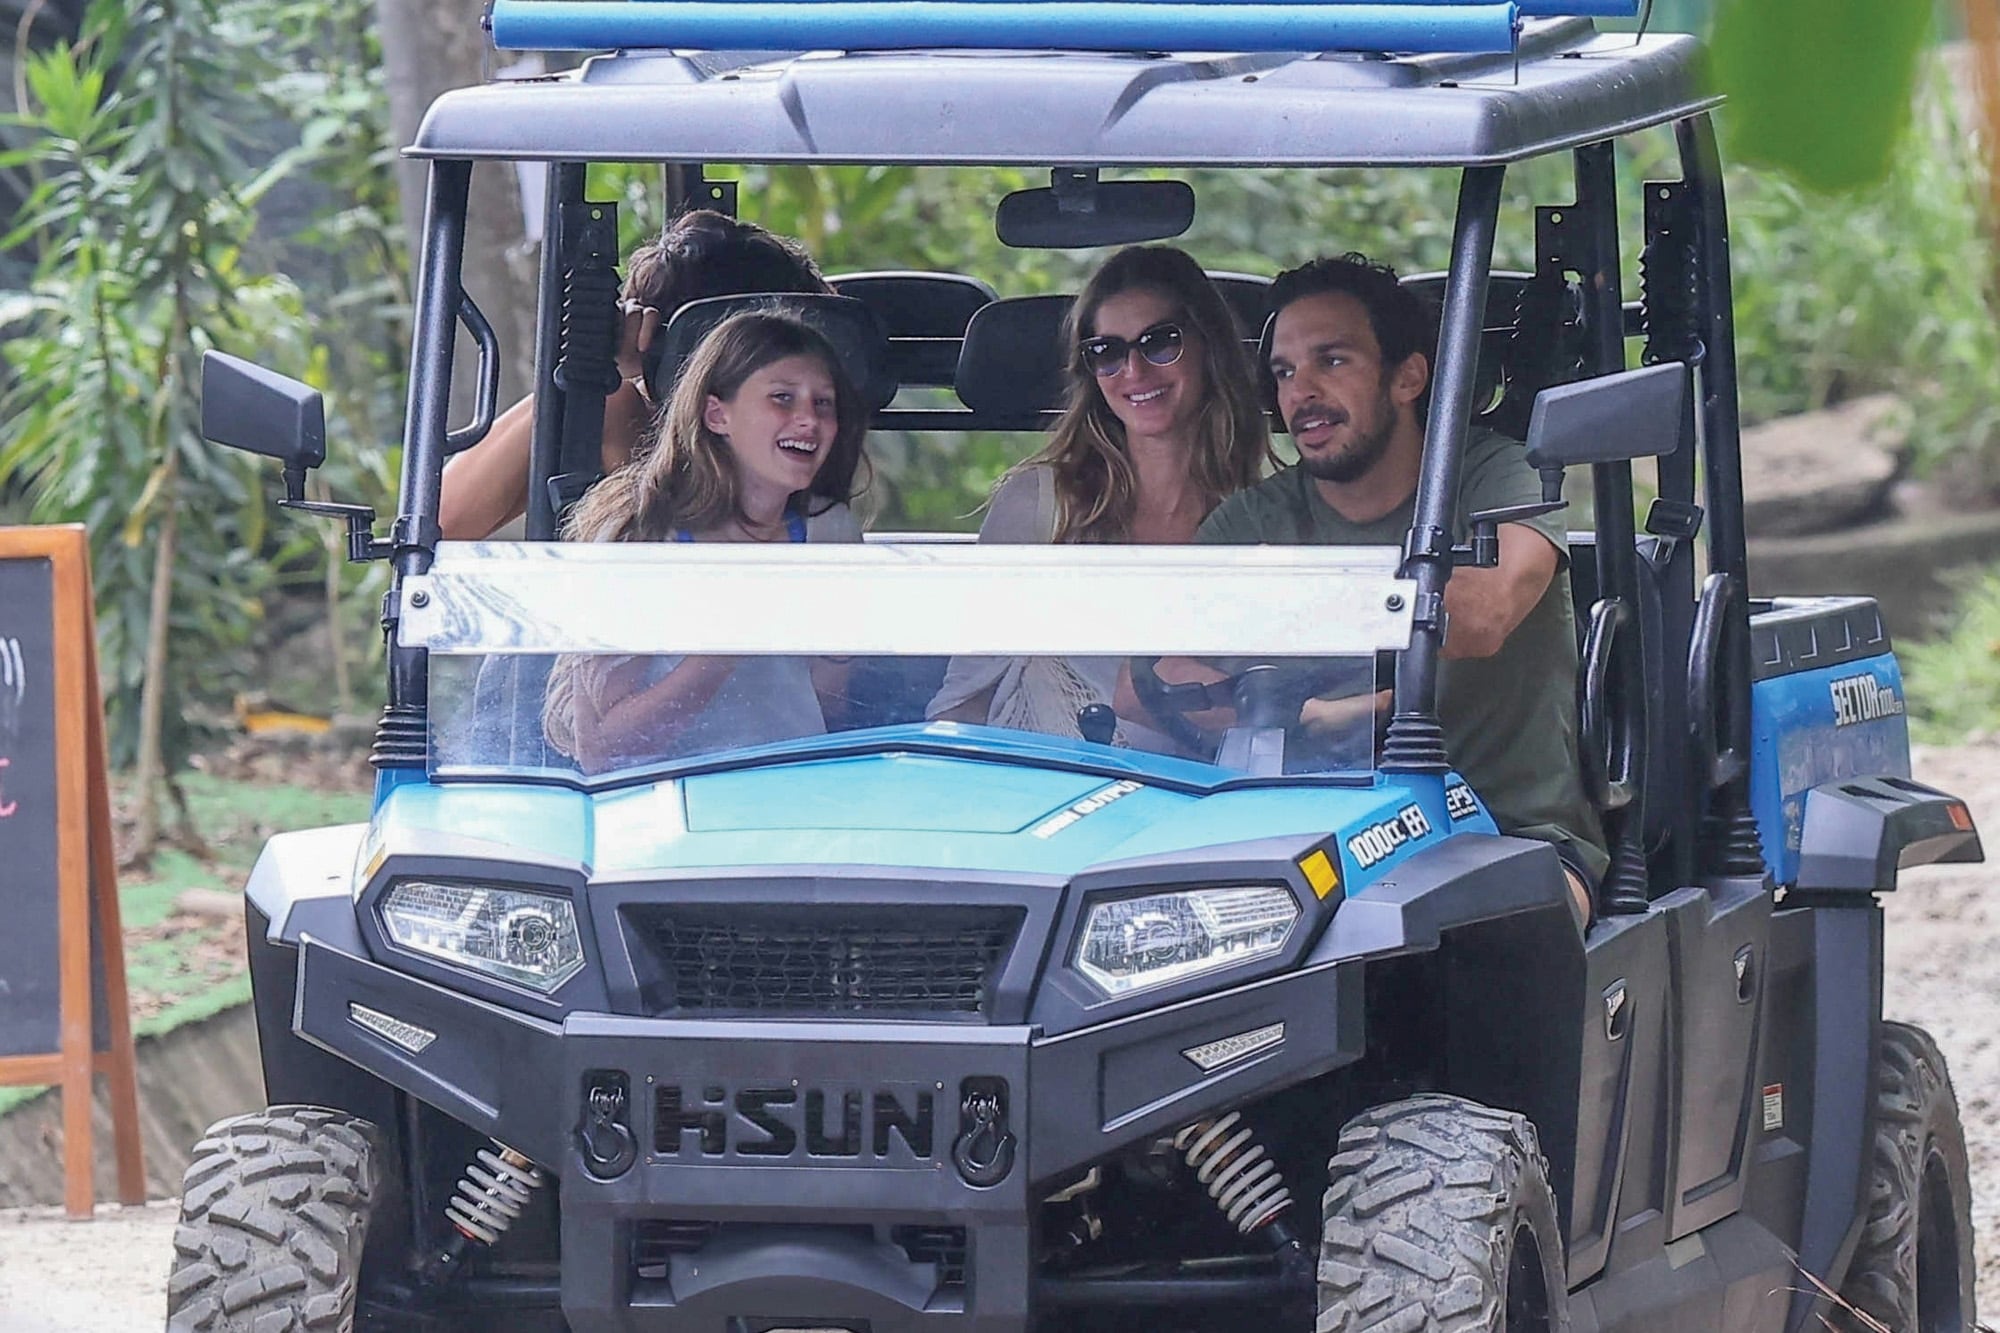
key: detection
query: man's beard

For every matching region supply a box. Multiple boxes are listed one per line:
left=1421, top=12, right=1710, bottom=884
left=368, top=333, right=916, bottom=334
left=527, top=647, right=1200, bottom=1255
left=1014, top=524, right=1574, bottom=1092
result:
left=1295, top=394, right=1396, bottom=484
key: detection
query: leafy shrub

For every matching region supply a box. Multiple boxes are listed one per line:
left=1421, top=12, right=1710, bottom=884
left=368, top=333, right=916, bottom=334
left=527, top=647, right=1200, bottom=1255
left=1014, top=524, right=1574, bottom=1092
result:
left=1904, top=567, right=2000, bottom=743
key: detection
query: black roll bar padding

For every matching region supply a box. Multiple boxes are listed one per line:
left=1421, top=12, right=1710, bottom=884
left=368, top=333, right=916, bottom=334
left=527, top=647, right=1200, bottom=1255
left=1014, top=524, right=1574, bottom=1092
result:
left=548, top=198, right=625, bottom=521
left=1677, top=113, right=1765, bottom=877
left=527, top=163, right=586, bottom=541
left=1578, top=596, right=1639, bottom=814
left=1384, top=163, right=1506, bottom=774
left=1687, top=572, right=1746, bottom=792
left=443, top=291, right=501, bottom=456
left=1638, top=169, right=1703, bottom=891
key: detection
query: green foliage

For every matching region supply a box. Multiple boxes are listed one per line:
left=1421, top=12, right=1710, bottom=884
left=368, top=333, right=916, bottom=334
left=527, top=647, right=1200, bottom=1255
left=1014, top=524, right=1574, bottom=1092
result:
left=1720, top=61, right=2000, bottom=468
left=1710, top=0, right=1934, bottom=193
left=1904, top=566, right=2000, bottom=742
left=0, top=0, right=403, bottom=775
left=1, top=7, right=306, bottom=766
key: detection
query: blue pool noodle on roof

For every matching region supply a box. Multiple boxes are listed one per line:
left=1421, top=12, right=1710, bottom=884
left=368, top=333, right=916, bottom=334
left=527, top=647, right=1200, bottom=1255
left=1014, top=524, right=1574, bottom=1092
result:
left=489, top=0, right=1568, bottom=53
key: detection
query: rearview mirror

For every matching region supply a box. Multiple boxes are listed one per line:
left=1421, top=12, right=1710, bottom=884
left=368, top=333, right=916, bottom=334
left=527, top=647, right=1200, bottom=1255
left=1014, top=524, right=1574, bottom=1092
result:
left=200, top=350, right=326, bottom=476
left=997, top=170, right=1195, bottom=249
left=1524, top=362, right=1688, bottom=470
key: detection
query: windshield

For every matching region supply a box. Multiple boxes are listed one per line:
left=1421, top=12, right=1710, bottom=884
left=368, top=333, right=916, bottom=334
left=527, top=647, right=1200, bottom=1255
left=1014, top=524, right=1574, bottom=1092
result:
left=429, top=648, right=1385, bottom=782
left=406, top=541, right=1413, bottom=785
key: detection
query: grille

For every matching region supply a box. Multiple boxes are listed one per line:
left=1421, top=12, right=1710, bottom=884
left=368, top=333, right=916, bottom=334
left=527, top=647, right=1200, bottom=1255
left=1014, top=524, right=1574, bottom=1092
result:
left=628, top=904, right=1023, bottom=1019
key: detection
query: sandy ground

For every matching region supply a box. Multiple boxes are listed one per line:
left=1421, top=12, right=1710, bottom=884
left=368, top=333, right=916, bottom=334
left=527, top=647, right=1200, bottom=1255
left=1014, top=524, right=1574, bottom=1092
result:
left=3, top=743, right=1998, bottom=1332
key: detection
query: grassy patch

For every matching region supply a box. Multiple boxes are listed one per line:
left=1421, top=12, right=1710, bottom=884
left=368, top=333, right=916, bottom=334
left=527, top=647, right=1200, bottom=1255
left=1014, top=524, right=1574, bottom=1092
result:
left=1903, top=566, right=2000, bottom=744
left=0, top=769, right=369, bottom=1117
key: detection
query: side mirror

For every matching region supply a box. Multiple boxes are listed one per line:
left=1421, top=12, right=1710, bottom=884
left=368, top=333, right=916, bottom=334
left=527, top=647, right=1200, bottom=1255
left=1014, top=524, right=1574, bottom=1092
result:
left=997, top=169, right=1195, bottom=249
left=200, top=350, right=326, bottom=484
left=1524, top=362, right=1689, bottom=471
left=201, top=350, right=388, bottom=562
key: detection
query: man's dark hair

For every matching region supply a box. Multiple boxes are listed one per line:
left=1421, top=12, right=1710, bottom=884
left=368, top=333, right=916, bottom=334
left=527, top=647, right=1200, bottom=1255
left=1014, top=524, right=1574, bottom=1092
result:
left=1267, top=252, right=1437, bottom=373
left=629, top=209, right=831, bottom=315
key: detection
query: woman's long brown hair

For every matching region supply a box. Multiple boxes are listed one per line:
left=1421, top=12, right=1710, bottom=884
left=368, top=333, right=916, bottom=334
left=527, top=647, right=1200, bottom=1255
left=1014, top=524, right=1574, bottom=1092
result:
left=1023, top=246, right=1271, bottom=543
left=563, top=309, right=870, bottom=542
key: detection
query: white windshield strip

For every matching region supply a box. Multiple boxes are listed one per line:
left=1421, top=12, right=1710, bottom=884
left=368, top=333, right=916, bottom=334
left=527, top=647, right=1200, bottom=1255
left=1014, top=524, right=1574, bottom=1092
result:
left=400, top=540, right=1414, bottom=655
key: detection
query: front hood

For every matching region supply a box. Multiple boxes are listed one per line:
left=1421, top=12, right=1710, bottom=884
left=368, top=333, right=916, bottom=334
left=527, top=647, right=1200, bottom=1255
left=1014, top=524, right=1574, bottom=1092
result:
left=372, top=744, right=1476, bottom=886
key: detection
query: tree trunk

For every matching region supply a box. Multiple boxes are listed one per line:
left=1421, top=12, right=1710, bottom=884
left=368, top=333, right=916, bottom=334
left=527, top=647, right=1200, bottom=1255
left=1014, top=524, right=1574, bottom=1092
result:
left=128, top=447, right=179, bottom=865
left=373, top=0, right=538, bottom=410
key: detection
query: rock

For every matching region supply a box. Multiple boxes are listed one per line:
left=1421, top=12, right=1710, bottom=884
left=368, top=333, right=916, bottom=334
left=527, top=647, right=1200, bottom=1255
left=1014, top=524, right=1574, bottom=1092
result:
left=1741, top=393, right=1905, bottom=537
left=171, top=889, right=242, bottom=920
left=1750, top=506, right=2000, bottom=641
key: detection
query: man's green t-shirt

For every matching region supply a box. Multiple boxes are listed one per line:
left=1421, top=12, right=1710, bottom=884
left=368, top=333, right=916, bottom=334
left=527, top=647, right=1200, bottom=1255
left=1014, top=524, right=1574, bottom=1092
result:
left=1197, top=429, right=1608, bottom=879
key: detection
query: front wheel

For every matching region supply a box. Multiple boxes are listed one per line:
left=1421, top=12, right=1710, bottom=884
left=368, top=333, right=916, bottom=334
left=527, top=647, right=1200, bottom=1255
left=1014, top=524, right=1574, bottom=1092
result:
left=1317, top=1094, right=1567, bottom=1333
left=1835, top=1022, right=1977, bottom=1333
left=166, top=1106, right=382, bottom=1333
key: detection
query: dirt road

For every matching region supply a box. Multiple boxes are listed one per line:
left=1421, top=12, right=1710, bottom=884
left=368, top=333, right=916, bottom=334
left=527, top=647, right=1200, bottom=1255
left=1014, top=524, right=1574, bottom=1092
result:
left=4, top=742, right=1999, bottom=1332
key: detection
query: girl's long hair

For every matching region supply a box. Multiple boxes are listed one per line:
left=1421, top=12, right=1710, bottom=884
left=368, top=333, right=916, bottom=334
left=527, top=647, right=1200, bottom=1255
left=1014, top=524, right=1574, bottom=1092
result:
left=1023, top=246, right=1271, bottom=543
left=543, top=311, right=869, bottom=762
left=563, top=309, right=870, bottom=543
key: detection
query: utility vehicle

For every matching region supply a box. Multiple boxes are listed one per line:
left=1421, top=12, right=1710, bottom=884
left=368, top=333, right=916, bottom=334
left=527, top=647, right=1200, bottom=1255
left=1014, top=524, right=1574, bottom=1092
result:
left=169, top=5, right=1982, bottom=1332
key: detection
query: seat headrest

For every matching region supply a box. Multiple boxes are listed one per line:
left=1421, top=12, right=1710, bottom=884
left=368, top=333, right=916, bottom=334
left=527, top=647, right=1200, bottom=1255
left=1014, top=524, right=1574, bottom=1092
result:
left=1205, top=271, right=1274, bottom=340
left=830, top=270, right=998, bottom=338
left=955, top=293, right=1075, bottom=416
left=646, top=293, right=899, bottom=414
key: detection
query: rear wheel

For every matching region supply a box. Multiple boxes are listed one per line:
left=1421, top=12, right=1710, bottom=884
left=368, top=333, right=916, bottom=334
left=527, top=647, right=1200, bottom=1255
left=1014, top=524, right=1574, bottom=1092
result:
left=166, top=1106, right=382, bottom=1333
left=1316, top=1094, right=1567, bottom=1333
left=1836, top=1022, right=1976, bottom=1333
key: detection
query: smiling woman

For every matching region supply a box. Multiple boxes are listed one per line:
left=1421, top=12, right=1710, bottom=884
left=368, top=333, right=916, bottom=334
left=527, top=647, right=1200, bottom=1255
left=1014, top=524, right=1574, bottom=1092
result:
left=927, top=245, right=1273, bottom=741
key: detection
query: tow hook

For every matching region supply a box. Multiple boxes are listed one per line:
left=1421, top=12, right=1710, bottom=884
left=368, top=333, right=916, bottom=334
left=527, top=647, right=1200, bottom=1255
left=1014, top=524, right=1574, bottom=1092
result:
left=952, top=1080, right=1015, bottom=1187
left=578, top=1074, right=637, bottom=1179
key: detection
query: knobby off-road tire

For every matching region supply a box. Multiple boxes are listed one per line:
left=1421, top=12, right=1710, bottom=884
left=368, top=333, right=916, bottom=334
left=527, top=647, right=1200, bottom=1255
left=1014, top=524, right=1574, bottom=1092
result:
left=167, top=1106, right=383, bottom=1333
left=1835, top=1022, right=1976, bottom=1333
left=1318, top=1094, right=1567, bottom=1333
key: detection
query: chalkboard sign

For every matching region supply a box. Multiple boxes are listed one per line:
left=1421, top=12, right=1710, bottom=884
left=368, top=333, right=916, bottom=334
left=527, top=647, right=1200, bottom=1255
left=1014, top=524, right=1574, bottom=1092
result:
left=0, top=526, right=144, bottom=1217
left=0, top=555, right=61, bottom=1057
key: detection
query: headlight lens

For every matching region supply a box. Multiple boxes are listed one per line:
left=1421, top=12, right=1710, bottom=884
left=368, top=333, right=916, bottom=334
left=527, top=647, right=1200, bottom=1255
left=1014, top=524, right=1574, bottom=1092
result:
left=380, top=880, right=585, bottom=993
left=1074, top=885, right=1299, bottom=997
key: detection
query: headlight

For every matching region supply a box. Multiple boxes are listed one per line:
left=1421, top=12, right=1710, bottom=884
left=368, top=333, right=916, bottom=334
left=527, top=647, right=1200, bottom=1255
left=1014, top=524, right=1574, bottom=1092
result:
left=380, top=880, right=585, bottom=994
left=1074, top=885, right=1298, bottom=997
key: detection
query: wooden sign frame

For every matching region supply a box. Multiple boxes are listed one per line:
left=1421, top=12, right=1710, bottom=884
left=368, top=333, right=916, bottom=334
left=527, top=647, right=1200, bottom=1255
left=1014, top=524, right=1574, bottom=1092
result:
left=0, top=525, right=144, bottom=1216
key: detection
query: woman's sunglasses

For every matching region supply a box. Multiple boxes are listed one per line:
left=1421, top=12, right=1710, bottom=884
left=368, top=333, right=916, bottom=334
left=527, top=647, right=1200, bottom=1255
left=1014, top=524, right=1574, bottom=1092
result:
left=1080, top=322, right=1187, bottom=378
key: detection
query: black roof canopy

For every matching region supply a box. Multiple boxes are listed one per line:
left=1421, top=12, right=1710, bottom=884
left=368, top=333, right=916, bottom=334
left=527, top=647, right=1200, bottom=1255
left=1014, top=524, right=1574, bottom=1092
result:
left=411, top=19, right=1715, bottom=167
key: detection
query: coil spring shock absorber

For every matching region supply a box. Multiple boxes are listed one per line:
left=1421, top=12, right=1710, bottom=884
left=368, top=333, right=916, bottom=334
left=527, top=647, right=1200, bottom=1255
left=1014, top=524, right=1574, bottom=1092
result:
left=424, top=1143, right=545, bottom=1285
left=1173, top=1112, right=1293, bottom=1234
left=448, top=1144, right=544, bottom=1243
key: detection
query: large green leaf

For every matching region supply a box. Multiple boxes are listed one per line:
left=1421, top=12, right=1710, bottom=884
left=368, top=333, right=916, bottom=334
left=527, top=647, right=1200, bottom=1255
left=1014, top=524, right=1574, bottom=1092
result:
left=1709, top=0, right=1935, bottom=192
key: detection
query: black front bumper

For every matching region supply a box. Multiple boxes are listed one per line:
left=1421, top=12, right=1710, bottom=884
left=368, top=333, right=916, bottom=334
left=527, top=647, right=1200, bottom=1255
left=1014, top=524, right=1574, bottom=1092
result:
left=294, top=937, right=1361, bottom=1333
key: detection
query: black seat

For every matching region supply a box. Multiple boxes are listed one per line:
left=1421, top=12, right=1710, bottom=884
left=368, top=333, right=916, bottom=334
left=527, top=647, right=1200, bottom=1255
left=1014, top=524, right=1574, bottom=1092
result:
left=647, top=292, right=900, bottom=413
left=1205, top=271, right=1273, bottom=339
left=830, top=271, right=996, bottom=390
left=830, top=271, right=997, bottom=338
left=955, top=293, right=1074, bottom=417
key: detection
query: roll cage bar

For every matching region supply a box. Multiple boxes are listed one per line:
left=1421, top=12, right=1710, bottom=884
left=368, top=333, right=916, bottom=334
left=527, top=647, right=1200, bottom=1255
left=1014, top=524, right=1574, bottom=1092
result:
left=377, top=44, right=1761, bottom=905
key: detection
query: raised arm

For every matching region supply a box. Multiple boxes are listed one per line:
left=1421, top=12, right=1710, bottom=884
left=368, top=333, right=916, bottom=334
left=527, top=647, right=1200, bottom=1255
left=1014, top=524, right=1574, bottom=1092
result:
left=438, top=302, right=660, bottom=539
left=1439, top=524, right=1558, bottom=660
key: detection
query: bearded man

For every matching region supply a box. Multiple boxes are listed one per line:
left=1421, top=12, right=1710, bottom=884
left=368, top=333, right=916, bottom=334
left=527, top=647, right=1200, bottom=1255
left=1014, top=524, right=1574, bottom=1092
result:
left=1196, top=253, right=1607, bottom=901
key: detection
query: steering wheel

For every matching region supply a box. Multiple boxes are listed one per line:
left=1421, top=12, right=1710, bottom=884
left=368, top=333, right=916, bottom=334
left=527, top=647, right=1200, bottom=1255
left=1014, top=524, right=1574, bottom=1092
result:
left=1128, top=656, right=1376, bottom=759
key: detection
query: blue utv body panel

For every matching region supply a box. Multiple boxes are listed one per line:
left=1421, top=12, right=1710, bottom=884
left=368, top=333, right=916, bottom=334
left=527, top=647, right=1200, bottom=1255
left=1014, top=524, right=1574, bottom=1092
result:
left=491, top=0, right=1638, bottom=54
left=375, top=737, right=1495, bottom=891
left=1748, top=652, right=1911, bottom=886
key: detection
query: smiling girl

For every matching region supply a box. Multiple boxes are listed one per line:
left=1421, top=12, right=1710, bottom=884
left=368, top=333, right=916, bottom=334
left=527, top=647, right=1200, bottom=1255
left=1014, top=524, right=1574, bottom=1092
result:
left=545, top=311, right=869, bottom=772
